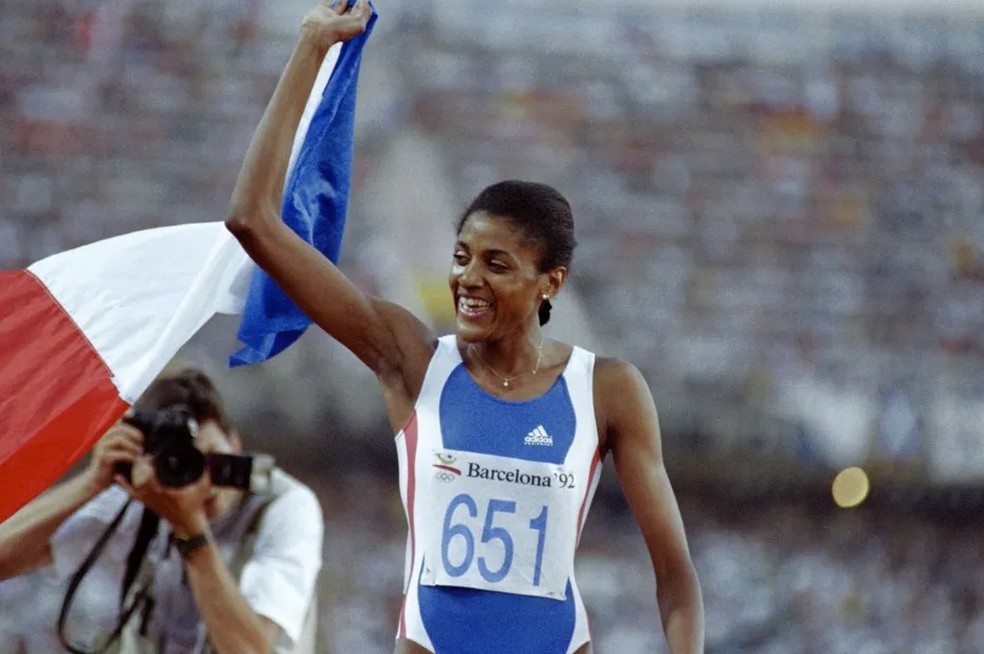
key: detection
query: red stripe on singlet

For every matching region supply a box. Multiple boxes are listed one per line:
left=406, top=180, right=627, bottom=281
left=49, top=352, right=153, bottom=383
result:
left=575, top=448, right=602, bottom=540
left=398, top=411, right=419, bottom=639
left=576, top=448, right=602, bottom=640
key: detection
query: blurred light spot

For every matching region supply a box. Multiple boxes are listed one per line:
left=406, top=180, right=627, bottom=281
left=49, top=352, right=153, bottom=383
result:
left=832, top=467, right=870, bottom=508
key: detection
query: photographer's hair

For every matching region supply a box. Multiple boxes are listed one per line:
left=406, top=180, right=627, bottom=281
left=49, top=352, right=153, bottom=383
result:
left=456, top=180, right=577, bottom=326
left=136, top=369, right=232, bottom=434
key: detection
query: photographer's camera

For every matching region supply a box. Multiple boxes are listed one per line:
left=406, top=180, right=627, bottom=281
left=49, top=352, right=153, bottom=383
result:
left=115, top=408, right=264, bottom=491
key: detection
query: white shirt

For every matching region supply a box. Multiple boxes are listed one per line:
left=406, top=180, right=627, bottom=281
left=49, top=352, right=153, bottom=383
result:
left=49, top=469, right=323, bottom=652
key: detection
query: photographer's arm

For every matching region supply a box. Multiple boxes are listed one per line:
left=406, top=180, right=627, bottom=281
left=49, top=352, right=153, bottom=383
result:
left=0, top=472, right=99, bottom=580
left=183, top=541, right=282, bottom=653
left=121, top=458, right=278, bottom=654
left=0, top=424, right=142, bottom=580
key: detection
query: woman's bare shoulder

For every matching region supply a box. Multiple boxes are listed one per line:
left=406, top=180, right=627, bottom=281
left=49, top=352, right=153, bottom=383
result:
left=593, top=355, right=645, bottom=391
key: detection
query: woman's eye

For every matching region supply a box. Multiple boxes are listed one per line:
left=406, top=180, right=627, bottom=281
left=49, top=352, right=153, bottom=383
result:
left=489, top=260, right=508, bottom=271
left=453, top=253, right=469, bottom=265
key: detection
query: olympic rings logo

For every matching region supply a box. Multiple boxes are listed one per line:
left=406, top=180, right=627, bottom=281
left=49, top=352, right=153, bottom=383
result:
left=435, top=471, right=458, bottom=483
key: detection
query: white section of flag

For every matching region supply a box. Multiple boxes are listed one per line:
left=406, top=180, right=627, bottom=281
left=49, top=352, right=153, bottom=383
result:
left=286, top=42, right=342, bottom=179
left=28, top=222, right=252, bottom=403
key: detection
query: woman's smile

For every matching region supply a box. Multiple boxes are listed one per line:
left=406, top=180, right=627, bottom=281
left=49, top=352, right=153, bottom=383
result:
left=457, top=295, right=493, bottom=321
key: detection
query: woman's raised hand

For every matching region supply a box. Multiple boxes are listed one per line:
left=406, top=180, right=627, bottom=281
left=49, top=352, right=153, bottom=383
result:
left=300, top=0, right=372, bottom=51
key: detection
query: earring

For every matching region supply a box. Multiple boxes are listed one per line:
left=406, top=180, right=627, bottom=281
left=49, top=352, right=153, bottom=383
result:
left=541, top=294, right=549, bottom=300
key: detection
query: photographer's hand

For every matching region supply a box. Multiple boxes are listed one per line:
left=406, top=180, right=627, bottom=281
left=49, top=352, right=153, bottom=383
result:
left=116, top=456, right=211, bottom=538
left=83, top=421, right=144, bottom=494
left=118, top=458, right=279, bottom=653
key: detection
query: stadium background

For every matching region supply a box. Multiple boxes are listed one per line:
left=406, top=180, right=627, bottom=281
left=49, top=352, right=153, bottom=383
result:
left=2, top=0, right=984, bottom=651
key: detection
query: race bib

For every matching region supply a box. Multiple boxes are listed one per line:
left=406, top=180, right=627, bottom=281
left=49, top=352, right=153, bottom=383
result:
left=418, top=448, right=581, bottom=601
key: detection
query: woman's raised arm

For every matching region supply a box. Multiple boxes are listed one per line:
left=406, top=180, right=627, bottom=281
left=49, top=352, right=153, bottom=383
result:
left=225, top=0, right=433, bottom=389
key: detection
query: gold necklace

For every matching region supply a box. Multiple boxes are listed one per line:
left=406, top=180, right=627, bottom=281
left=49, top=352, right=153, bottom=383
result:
left=471, top=336, right=545, bottom=388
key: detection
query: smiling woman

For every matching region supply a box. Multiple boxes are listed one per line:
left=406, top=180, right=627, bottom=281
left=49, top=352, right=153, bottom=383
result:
left=452, top=180, right=576, bottom=339
left=224, top=1, right=705, bottom=653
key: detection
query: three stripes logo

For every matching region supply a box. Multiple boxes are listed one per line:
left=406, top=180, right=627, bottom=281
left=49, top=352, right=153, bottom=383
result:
left=524, top=425, right=553, bottom=447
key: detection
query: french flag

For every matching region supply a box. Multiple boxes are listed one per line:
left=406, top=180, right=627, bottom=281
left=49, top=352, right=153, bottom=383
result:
left=0, top=8, right=376, bottom=523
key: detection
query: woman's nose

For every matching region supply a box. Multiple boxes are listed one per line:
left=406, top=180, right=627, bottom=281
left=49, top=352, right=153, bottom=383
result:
left=458, top=262, right=481, bottom=287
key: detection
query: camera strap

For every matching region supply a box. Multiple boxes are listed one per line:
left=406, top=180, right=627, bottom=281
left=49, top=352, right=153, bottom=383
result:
left=58, top=499, right=160, bottom=654
left=121, top=508, right=161, bottom=610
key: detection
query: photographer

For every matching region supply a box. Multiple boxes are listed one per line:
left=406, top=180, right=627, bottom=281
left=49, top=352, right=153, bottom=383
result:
left=0, top=369, right=323, bottom=654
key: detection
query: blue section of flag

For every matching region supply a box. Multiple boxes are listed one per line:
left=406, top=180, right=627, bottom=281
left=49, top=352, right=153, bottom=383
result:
left=230, top=6, right=378, bottom=367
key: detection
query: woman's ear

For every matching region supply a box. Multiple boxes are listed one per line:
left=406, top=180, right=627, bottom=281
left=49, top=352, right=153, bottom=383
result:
left=545, top=266, right=567, bottom=298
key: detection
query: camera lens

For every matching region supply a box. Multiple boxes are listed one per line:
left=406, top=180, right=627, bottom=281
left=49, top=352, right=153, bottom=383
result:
left=155, top=443, right=206, bottom=488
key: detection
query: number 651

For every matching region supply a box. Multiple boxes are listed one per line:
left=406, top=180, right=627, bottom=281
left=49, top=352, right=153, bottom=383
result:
left=441, top=493, right=548, bottom=586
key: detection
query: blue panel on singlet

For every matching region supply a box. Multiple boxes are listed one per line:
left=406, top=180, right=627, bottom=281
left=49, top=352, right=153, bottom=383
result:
left=437, top=363, right=576, bottom=464
left=417, top=364, right=579, bottom=652
left=419, top=561, right=577, bottom=654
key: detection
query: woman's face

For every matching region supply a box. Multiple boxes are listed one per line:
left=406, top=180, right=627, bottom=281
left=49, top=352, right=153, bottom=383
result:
left=450, top=211, right=548, bottom=343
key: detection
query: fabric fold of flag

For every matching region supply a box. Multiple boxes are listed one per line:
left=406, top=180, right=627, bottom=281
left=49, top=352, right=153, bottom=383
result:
left=0, top=223, right=250, bottom=522
left=229, top=5, right=378, bottom=367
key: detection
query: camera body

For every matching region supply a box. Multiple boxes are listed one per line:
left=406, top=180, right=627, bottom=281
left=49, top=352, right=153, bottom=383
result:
left=115, top=407, right=265, bottom=490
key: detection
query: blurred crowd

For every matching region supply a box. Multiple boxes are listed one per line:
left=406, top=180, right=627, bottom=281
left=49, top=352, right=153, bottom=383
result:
left=3, top=0, right=984, bottom=478
left=3, top=0, right=984, bottom=650
left=3, top=476, right=984, bottom=653
left=310, top=477, right=984, bottom=654
left=373, top=1, right=984, bottom=478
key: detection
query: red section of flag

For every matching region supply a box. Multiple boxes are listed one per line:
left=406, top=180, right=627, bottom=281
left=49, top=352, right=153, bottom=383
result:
left=0, top=270, right=129, bottom=522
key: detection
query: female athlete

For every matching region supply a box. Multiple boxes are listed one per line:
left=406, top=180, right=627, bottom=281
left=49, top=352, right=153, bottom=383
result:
left=225, top=2, right=705, bottom=652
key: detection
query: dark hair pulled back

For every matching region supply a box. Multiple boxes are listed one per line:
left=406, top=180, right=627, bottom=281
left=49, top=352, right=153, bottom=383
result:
left=456, top=180, right=576, bottom=326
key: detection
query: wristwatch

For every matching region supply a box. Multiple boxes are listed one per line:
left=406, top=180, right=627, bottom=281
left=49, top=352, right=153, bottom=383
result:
left=173, top=528, right=212, bottom=560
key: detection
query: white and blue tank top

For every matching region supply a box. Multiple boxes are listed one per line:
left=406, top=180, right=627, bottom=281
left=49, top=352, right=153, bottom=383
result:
left=394, top=335, right=604, bottom=653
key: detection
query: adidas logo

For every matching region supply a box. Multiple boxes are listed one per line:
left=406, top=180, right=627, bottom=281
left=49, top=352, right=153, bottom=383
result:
left=524, top=425, right=553, bottom=447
